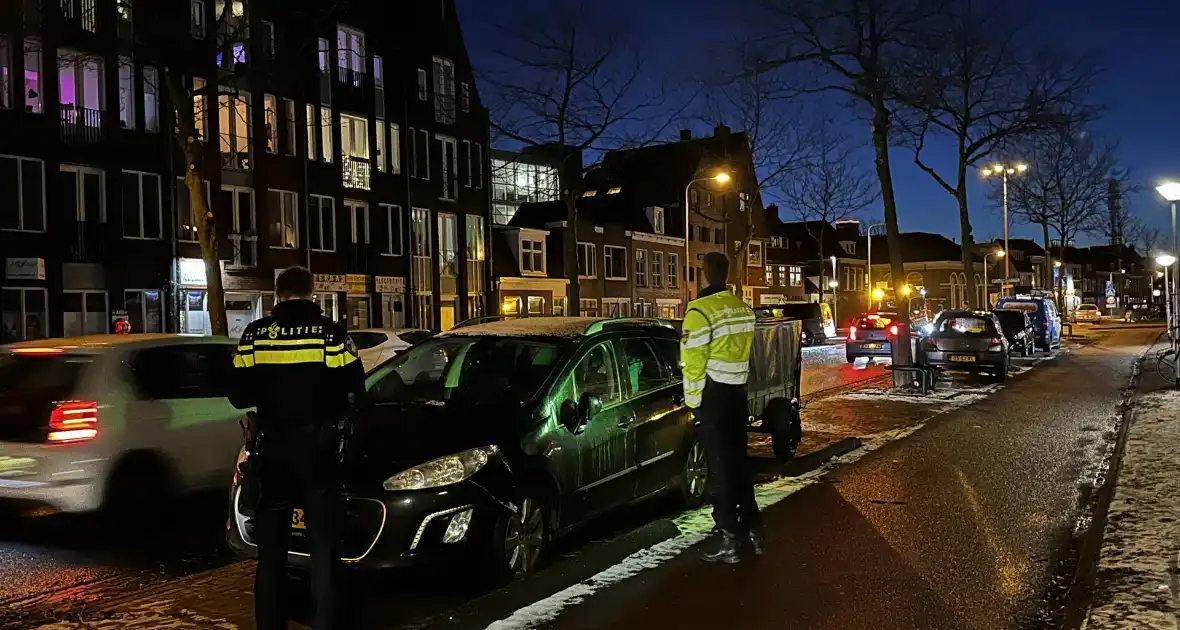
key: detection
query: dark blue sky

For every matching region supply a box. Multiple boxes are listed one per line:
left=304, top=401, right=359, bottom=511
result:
left=457, top=0, right=1180, bottom=248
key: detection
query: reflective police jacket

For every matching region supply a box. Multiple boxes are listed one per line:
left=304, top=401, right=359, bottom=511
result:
left=680, top=285, right=755, bottom=408
left=228, top=299, right=365, bottom=432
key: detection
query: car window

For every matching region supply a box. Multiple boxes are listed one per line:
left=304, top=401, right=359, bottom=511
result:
left=857, top=314, right=896, bottom=329
left=937, top=316, right=996, bottom=336
left=366, top=337, right=564, bottom=405
left=131, top=344, right=234, bottom=400
left=617, top=337, right=670, bottom=397
left=396, top=330, right=433, bottom=345
left=999, top=301, right=1039, bottom=314
left=551, top=342, right=622, bottom=413
left=349, top=331, right=388, bottom=350
left=652, top=338, right=682, bottom=379
left=0, top=354, right=90, bottom=400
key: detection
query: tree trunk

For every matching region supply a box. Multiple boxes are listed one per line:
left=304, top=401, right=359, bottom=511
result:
left=1041, top=222, right=1052, bottom=292
left=563, top=192, right=580, bottom=316
left=955, top=176, right=976, bottom=308
left=870, top=95, right=912, bottom=369
left=1056, top=238, right=1067, bottom=308
left=186, top=167, right=227, bottom=336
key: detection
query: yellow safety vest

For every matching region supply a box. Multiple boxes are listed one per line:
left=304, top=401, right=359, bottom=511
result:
left=680, top=287, right=755, bottom=408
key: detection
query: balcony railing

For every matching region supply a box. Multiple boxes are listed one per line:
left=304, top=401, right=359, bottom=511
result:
left=60, top=106, right=104, bottom=143
left=343, top=156, right=371, bottom=190
left=350, top=243, right=372, bottom=274
left=221, top=151, right=250, bottom=171
left=337, top=66, right=366, bottom=88
left=68, top=220, right=107, bottom=263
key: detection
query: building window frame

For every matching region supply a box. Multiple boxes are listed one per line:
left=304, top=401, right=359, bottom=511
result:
left=668, top=252, right=679, bottom=289
left=635, top=249, right=648, bottom=287
left=309, top=194, right=336, bottom=252
left=521, top=236, right=545, bottom=275
left=62, top=290, right=109, bottom=336
left=604, top=245, right=627, bottom=281
left=379, top=203, right=402, bottom=256
left=2, top=287, right=49, bottom=341
left=347, top=199, right=369, bottom=244
left=438, top=212, right=458, bottom=277
left=268, top=188, right=299, bottom=249
left=61, top=163, right=106, bottom=223
left=174, top=176, right=210, bottom=243
left=121, top=169, right=162, bottom=240
left=651, top=250, right=663, bottom=289
left=577, top=242, right=596, bottom=278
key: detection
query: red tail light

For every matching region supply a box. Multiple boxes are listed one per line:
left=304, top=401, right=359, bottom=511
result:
left=889, top=325, right=899, bottom=336
left=849, top=326, right=857, bottom=341
left=48, top=401, right=99, bottom=444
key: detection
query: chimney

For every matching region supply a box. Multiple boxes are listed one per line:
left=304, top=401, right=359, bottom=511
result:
left=713, top=124, right=731, bottom=139
left=679, top=129, right=692, bottom=142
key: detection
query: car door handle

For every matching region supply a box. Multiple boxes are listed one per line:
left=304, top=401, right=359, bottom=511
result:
left=618, top=415, right=636, bottom=428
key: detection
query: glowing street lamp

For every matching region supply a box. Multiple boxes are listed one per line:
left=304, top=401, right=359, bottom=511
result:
left=683, top=170, right=730, bottom=299
left=982, top=163, right=1029, bottom=296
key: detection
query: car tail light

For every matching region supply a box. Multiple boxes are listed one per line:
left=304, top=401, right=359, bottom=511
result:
left=849, top=326, right=857, bottom=341
left=889, top=325, right=899, bottom=337
left=988, top=337, right=1004, bottom=352
left=926, top=337, right=939, bottom=350
left=48, top=401, right=99, bottom=444
left=11, top=347, right=64, bottom=355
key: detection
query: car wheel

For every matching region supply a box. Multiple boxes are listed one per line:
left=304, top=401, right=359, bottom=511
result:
left=996, top=365, right=1009, bottom=382
left=766, top=398, right=802, bottom=462
left=679, top=438, right=709, bottom=509
left=490, top=493, right=549, bottom=581
left=846, top=353, right=856, bottom=364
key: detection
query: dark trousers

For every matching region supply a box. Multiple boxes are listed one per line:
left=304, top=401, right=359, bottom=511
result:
left=695, top=380, right=760, bottom=534
left=253, top=428, right=341, bottom=630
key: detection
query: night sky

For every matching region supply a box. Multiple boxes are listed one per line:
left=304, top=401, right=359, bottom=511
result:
left=457, top=0, right=1180, bottom=248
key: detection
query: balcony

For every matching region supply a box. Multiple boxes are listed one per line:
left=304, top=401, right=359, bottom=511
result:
left=67, top=220, right=108, bottom=263
left=343, top=157, right=370, bottom=190
left=221, top=152, right=250, bottom=171
left=60, top=106, right=104, bottom=144
left=337, top=67, right=366, bottom=88
left=350, top=243, right=372, bottom=274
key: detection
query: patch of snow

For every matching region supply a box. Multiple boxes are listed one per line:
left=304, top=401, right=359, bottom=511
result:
left=1085, top=389, right=1180, bottom=629
left=34, top=600, right=240, bottom=629
left=441, top=317, right=605, bottom=338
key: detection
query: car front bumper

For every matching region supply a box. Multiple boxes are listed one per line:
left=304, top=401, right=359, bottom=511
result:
left=924, top=351, right=1007, bottom=371
left=227, top=479, right=509, bottom=570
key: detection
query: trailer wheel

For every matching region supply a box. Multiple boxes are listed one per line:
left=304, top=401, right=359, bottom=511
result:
left=765, top=398, right=802, bottom=462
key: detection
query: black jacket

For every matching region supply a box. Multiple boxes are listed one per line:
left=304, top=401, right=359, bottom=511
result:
left=228, top=299, right=365, bottom=433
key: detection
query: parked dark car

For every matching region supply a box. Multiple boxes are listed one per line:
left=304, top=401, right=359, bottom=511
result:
left=992, top=309, right=1035, bottom=357
left=756, top=303, right=829, bottom=346
left=924, top=310, right=1010, bottom=380
left=846, top=312, right=901, bottom=363
left=996, top=297, right=1062, bottom=351
left=228, top=318, right=707, bottom=580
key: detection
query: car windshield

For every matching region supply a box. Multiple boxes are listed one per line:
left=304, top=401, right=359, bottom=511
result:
left=1078, top=305, right=1098, bottom=311
left=0, top=353, right=90, bottom=400
left=937, top=316, right=996, bottom=336
left=993, top=311, right=1025, bottom=330
left=349, top=332, right=388, bottom=350
left=364, top=336, right=567, bottom=406
left=857, top=314, right=896, bottom=329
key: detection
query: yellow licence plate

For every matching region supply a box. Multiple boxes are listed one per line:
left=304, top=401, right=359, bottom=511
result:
left=292, top=508, right=306, bottom=530
left=863, top=343, right=882, bottom=349
left=950, top=355, right=977, bottom=363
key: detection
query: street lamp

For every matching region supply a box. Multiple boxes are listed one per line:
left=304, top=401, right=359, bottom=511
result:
left=872, top=288, right=885, bottom=310
left=983, top=249, right=1004, bottom=308
left=982, top=163, right=1029, bottom=297
left=684, top=171, right=730, bottom=301
left=865, top=222, right=885, bottom=312
left=1157, top=254, right=1176, bottom=349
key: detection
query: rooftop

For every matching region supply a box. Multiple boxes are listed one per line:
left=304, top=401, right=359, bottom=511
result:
left=3, top=334, right=232, bottom=352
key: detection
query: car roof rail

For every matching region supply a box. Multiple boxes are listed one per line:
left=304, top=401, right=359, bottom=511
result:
left=584, top=318, right=675, bottom=336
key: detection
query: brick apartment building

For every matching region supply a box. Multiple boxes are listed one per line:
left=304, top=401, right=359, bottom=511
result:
left=0, top=0, right=491, bottom=342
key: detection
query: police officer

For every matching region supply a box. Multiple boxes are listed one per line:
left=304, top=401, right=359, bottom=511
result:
left=229, top=266, right=365, bottom=630
left=681, top=252, right=760, bottom=564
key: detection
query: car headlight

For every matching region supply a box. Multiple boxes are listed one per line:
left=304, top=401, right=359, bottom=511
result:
left=922, top=323, right=935, bottom=335
left=382, top=446, right=499, bottom=492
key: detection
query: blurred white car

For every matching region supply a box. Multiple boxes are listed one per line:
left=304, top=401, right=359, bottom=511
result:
left=1073, top=304, right=1101, bottom=323
left=0, top=335, right=245, bottom=513
left=348, top=328, right=432, bottom=372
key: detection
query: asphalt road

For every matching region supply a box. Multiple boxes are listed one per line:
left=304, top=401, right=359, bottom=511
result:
left=520, top=327, right=1155, bottom=630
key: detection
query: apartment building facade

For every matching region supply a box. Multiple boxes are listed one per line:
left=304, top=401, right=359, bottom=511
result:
left=0, top=0, right=490, bottom=342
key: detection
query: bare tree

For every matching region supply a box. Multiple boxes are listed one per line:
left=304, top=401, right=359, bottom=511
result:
left=481, top=0, right=682, bottom=314
left=1006, top=124, right=1121, bottom=302
left=780, top=125, right=878, bottom=302
left=902, top=1, right=1099, bottom=307
left=741, top=0, right=944, bottom=367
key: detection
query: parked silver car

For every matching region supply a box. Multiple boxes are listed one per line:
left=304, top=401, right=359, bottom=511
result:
left=923, top=310, right=1010, bottom=381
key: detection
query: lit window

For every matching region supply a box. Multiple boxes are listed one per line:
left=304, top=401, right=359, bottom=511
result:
left=142, top=66, right=158, bottom=132
left=117, top=55, right=134, bottom=129
left=305, top=103, right=316, bottom=160
left=607, top=187, right=621, bottom=195
left=389, top=123, right=401, bottom=174
left=582, top=190, right=597, bottom=197
left=24, top=38, right=41, bottom=114
left=521, top=238, right=545, bottom=274
left=263, top=94, right=277, bottom=153
left=192, top=77, right=207, bottom=139
left=320, top=107, right=333, bottom=163
left=635, top=249, right=647, bottom=287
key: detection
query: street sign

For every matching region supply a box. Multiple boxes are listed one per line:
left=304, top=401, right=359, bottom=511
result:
left=1106, top=296, right=1116, bottom=306
left=1105, top=280, right=1116, bottom=298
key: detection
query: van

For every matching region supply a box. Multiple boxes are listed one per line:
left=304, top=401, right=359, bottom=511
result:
left=995, top=297, right=1061, bottom=351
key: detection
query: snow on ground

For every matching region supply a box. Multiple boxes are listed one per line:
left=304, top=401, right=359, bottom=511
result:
left=1085, top=389, right=1180, bottom=630
left=35, top=600, right=239, bottom=629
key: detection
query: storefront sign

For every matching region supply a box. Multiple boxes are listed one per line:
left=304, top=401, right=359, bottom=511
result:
left=375, top=276, right=405, bottom=294
left=346, top=274, right=371, bottom=295
left=223, top=273, right=268, bottom=292
left=5, top=258, right=45, bottom=281
left=179, top=258, right=208, bottom=287
left=314, top=274, right=347, bottom=293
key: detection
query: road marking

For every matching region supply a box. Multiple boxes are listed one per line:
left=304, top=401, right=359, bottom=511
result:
left=484, top=418, right=945, bottom=630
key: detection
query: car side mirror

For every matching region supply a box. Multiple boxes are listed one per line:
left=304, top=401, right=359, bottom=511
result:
left=559, top=399, right=582, bottom=434
left=560, top=393, right=601, bottom=434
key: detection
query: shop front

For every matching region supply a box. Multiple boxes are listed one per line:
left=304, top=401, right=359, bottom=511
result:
left=178, top=257, right=267, bottom=337
left=61, top=262, right=108, bottom=336
left=2, top=257, right=48, bottom=342
left=346, top=274, right=372, bottom=329
left=376, top=276, right=406, bottom=329
left=312, top=273, right=345, bottom=322
left=497, top=276, right=569, bottom=319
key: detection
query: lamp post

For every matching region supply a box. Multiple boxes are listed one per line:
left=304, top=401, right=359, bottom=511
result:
left=983, top=249, right=1005, bottom=308
left=828, top=278, right=839, bottom=328
left=1156, top=183, right=1180, bottom=342
left=982, top=163, right=1028, bottom=297
left=684, top=171, right=730, bottom=304
left=1159, top=254, right=1176, bottom=341
left=865, top=222, right=884, bottom=313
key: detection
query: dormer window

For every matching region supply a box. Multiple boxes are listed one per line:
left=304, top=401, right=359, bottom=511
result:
left=582, top=190, right=597, bottom=197
left=646, top=206, right=665, bottom=234
left=521, top=237, right=545, bottom=274
left=839, top=241, right=855, bottom=255
left=747, top=241, right=763, bottom=266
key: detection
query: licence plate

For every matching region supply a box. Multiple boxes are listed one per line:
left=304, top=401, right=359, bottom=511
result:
left=863, top=343, right=883, bottom=349
left=292, top=508, right=306, bottom=530
left=950, top=355, right=977, bottom=363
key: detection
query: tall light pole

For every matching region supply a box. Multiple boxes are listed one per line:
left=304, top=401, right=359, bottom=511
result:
left=982, top=163, right=1029, bottom=297
left=684, top=171, right=730, bottom=305
left=865, top=222, right=884, bottom=313
left=1155, top=183, right=1180, bottom=339
left=829, top=255, right=838, bottom=326
left=983, top=249, right=1005, bottom=308
left=1158, top=254, right=1177, bottom=388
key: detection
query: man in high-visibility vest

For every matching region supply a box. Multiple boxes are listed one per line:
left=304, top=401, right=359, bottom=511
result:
left=681, top=252, right=760, bottom=563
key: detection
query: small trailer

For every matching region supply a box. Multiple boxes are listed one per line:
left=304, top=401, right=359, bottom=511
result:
left=748, top=307, right=804, bottom=461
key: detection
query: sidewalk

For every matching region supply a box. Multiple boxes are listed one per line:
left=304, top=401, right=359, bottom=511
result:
left=1084, top=338, right=1180, bottom=629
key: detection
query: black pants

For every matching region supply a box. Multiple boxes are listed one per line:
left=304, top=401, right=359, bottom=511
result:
left=253, top=428, right=341, bottom=630
left=695, top=380, right=760, bottom=534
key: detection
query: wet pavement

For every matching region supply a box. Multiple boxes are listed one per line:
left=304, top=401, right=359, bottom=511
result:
left=0, top=327, right=1154, bottom=629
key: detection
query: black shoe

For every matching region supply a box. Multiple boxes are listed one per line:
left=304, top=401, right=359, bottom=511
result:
left=748, top=529, right=765, bottom=556
left=701, top=530, right=741, bottom=564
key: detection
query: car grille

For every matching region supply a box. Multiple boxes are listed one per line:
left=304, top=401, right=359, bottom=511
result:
left=241, top=496, right=386, bottom=562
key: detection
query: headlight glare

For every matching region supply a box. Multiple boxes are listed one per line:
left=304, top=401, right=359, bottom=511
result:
left=382, top=446, right=498, bottom=491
